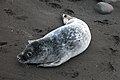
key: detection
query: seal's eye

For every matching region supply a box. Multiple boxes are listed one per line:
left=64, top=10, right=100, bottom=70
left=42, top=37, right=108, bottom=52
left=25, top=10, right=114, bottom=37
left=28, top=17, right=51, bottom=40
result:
left=27, top=52, right=33, bottom=57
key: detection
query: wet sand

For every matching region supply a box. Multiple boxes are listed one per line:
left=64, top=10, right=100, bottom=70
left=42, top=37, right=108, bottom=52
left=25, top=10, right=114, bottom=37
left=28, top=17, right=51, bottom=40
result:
left=0, top=0, right=120, bottom=80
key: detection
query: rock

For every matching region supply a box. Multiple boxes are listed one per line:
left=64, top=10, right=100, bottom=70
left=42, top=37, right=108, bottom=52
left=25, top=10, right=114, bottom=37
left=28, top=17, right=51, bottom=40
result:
left=102, top=0, right=117, bottom=3
left=95, top=2, right=114, bottom=14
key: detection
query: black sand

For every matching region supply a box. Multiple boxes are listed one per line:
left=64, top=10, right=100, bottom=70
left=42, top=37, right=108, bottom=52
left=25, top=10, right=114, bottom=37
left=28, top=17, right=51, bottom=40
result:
left=0, top=0, right=120, bottom=80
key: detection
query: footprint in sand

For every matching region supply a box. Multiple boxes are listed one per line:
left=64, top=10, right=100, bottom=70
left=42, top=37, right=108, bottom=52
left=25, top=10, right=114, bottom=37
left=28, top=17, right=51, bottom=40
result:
left=39, top=0, right=62, bottom=9
left=48, top=3, right=62, bottom=9
left=0, top=42, right=9, bottom=53
left=3, top=8, right=16, bottom=16
left=109, top=48, right=118, bottom=53
left=94, top=19, right=117, bottom=25
left=57, top=70, right=79, bottom=78
left=0, top=0, right=6, bottom=3
left=67, top=0, right=81, bottom=2
left=54, top=0, right=61, bottom=2
left=15, top=15, right=28, bottom=21
left=112, top=35, right=120, bottom=45
left=94, top=19, right=112, bottom=25
left=108, top=62, right=116, bottom=71
left=39, top=0, right=61, bottom=3
left=32, top=29, right=43, bottom=33
left=63, top=9, right=74, bottom=15
left=39, top=0, right=50, bottom=3
left=0, top=42, right=8, bottom=46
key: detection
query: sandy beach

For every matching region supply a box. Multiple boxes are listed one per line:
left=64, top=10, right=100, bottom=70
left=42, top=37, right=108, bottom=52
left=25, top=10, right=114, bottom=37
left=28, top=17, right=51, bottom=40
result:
left=0, top=0, right=120, bottom=80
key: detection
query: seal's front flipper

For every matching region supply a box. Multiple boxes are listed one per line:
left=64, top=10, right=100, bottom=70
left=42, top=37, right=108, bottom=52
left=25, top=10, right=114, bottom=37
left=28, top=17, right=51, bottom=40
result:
left=37, top=53, right=69, bottom=67
left=37, top=59, right=61, bottom=67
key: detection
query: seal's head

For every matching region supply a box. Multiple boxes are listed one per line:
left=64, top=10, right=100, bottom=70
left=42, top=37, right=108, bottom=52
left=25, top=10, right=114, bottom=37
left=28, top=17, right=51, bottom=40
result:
left=62, top=14, right=75, bottom=24
left=17, top=40, right=50, bottom=64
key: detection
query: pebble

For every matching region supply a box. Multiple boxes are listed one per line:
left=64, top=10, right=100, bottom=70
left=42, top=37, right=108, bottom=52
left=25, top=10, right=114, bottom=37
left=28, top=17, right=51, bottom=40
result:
left=95, top=2, right=114, bottom=14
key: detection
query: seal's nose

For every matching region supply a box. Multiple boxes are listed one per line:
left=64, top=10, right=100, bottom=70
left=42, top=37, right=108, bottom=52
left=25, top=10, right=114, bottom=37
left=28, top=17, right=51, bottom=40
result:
left=17, top=54, right=22, bottom=60
left=17, top=54, right=27, bottom=63
left=17, top=54, right=23, bottom=63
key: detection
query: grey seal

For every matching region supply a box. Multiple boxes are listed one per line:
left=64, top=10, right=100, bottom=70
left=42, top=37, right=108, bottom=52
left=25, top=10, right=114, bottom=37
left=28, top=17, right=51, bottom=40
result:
left=17, top=14, right=91, bottom=67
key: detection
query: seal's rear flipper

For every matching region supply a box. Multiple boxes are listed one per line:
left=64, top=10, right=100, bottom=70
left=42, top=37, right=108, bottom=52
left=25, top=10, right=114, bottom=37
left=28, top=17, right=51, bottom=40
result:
left=28, top=40, right=36, bottom=44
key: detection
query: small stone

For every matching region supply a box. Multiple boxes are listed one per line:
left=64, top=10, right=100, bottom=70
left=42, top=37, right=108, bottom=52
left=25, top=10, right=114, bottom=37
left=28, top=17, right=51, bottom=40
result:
left=95, top=2, right=114, bottom=14
left=102, top=0, right=117, bottom=3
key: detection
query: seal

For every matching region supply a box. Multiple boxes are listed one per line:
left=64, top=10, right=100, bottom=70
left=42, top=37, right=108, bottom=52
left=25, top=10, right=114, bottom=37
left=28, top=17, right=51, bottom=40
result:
left=17, top=14, right=91, bottom=67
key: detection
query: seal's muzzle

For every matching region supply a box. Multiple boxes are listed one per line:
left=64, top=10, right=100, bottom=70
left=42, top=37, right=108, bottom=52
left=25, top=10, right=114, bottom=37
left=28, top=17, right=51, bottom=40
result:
left=17, top=53, right=27, bottom=64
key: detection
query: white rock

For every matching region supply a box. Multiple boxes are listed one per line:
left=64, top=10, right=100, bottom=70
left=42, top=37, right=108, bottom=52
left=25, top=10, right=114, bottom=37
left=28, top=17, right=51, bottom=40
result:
left=95, top=2, right=114, bottom=14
